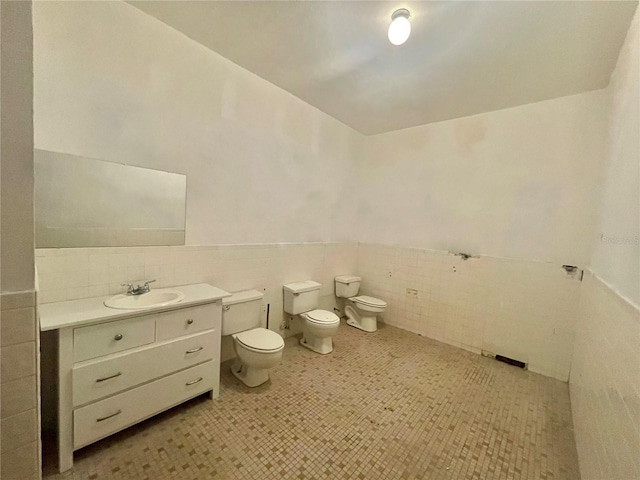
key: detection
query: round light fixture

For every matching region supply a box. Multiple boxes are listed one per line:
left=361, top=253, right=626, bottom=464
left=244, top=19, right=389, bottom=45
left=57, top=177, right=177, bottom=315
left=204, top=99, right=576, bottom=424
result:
left=388, top=8, right=411, bottom=46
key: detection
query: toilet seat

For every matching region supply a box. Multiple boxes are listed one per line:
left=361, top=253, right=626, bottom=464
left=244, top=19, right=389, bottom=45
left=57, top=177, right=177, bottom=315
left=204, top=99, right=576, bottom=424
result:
left=303, top=309, right=340, bottom=325
left=234, top=328, right=285, bottom=353
left=351, top=295, right=387, bottom=309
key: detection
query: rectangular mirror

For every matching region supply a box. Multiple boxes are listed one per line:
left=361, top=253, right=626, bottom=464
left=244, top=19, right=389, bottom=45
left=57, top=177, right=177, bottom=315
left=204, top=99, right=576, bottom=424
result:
left=35, top=149, right=186, bottom=248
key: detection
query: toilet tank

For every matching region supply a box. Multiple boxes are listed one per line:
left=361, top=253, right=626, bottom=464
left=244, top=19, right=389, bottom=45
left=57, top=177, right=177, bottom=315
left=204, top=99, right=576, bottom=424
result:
left=283, top=280, right=321, bottom=314
left=335, top=275, right=361, bottom=298
left=221, top=289, right=264, bottom=336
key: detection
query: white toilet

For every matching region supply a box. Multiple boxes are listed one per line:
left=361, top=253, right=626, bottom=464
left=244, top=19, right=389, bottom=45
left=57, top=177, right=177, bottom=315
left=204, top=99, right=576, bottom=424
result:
left=335, top=275, right=387, bottom=333
left=283, top=280, right=340, bottom=355
left=222, top=290, right=285, bottom=387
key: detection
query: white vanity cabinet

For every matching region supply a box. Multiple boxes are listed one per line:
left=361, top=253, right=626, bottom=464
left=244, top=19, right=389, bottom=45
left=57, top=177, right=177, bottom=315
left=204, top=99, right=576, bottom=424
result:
left=39, top=284, right=230, bottom=473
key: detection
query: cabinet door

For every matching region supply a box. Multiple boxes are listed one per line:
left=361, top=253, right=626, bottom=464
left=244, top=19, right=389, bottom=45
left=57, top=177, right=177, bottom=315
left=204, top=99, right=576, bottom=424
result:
left=74, top=361, right=215, bottom=449
left=73, top=331, right=217, bottom=406
left=156, top=303, right=220, bottom=341
left=73, top=316, right=155, bottom=362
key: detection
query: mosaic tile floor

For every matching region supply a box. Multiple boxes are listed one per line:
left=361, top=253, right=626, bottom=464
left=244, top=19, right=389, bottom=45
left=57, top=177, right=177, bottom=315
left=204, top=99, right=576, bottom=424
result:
left=43, top=321, right=580, bottom=480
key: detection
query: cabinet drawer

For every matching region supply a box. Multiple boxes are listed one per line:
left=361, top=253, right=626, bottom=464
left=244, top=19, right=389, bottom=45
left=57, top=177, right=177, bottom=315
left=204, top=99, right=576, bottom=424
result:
left=74, top=361, right=215, bottom=449
left=156, top=303, right=220, bottom=341
left=73, top=316, right=155, bottom=362
left=72, top=331, right=217, bottom=406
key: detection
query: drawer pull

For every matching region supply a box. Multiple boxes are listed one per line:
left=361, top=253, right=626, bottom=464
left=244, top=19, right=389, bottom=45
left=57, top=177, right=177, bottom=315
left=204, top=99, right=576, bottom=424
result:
left=186, top=319, right=194, bottom=325
left=186, top=347, right=203, bottom=354
left=114, top=333, right=123, bottom=341
left=186, top=377, right=203, bottom=386
left=96, top=372, right=122, bottom=383
left=96, top=410, right=122, bottom=422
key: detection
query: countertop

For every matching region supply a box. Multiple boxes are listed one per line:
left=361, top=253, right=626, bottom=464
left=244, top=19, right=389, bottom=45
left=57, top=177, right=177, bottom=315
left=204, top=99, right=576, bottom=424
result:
left=39, top=283, right=231, bottom=331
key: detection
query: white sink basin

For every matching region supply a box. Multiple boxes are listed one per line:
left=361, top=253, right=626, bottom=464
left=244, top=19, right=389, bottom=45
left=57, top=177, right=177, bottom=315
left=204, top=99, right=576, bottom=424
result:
left=104, top=289, right=185, bottom=310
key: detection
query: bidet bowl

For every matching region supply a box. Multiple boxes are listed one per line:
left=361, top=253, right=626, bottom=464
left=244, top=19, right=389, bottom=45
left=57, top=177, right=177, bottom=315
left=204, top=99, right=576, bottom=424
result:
left=104, top=289, right=184, bottom=309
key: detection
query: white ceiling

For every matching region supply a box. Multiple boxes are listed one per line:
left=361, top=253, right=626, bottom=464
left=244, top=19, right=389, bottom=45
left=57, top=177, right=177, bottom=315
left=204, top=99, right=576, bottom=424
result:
left=129, top=1, right=638, bottom=135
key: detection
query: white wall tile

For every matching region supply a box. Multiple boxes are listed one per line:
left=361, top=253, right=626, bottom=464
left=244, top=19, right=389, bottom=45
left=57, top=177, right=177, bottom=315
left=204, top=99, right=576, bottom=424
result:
left=570, top=271, right=640, bottom=480
left=65, top=254, right=88, bottom=272
left=87, top=284, right=109, bottom=298
left=89, top=254, right=109, bottom=271
left=1, top=409, right=38, bottom=454
left=66, top=268, right=88, bottom=288
left=66, top=286, right=89, bottom=301
left=357, top=243, right=579, bottom=381
left=35, top=244, right=357, bottom=340
left=0, top=440, right=38, bottom=480
left=36, top=242, right=585, bottom=383
left=0, top=307, right=36, bottom=347
left=1, top=375, right=37, bottom=418
left=0, top=291, right=35, bottom=310
left=0, top=343, right=36, bottom=383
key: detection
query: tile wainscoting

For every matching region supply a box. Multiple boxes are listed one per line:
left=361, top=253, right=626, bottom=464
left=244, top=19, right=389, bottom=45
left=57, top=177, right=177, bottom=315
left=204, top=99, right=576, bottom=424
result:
left=35, top=243, right=359, bottom=353
left=570, top=271, right=640, bottom=480
left=37, top=242, right=580, bottom=380
left=1, top=290, right=40, bottom=480
left=356, top=243, right=581, bottom=381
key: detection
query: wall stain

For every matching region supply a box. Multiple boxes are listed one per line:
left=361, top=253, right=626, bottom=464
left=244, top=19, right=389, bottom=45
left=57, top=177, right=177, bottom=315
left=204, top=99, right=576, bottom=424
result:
left=454, top=117, right=487, bottom=155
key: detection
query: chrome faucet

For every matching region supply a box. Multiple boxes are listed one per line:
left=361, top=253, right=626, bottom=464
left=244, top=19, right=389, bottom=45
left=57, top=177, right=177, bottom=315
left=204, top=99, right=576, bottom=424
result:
left=121, top=280, right=156, bottom=296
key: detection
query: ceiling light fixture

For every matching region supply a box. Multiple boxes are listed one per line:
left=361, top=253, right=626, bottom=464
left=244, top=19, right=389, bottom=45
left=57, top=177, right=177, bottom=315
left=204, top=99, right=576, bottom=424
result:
left=388, top=8, right=411, bottom=46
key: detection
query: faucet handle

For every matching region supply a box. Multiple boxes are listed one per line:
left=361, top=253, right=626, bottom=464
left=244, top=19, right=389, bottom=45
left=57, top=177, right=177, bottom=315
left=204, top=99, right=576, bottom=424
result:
left=121, top=283, right=134, bottom=294
left=140, top=280, right=156, bottom=293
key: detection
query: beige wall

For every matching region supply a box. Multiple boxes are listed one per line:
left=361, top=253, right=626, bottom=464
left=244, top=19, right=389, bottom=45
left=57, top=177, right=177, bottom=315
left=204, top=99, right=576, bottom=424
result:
left=33, top=1, right=362, bottom=247
left=1, top=2, right=39, bottom=479
left=588, top=9, right=640, bottom=307
left=1, top=0, right=35, bottom=292
left=359, top=90, right=607, bottom=266
left=570, top=10, right=640, bottom=480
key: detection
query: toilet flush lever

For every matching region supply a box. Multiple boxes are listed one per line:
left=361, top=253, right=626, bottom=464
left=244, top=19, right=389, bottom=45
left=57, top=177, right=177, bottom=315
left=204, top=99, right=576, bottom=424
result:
left=223, top=305, right=230, bottom=311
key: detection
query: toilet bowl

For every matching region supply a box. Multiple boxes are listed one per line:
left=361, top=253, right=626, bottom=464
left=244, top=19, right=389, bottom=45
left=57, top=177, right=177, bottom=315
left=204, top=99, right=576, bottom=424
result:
left=223, top=290, right=285, bottom=387
left=335, top=275, right=387, bottom=333
left=283, top=281, right=340, bottom=355
left=343, top=296, right=387, bottom=333
left=299, top=309, right=340, bottom=355
left=231, top=327, right=284, bottom=387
